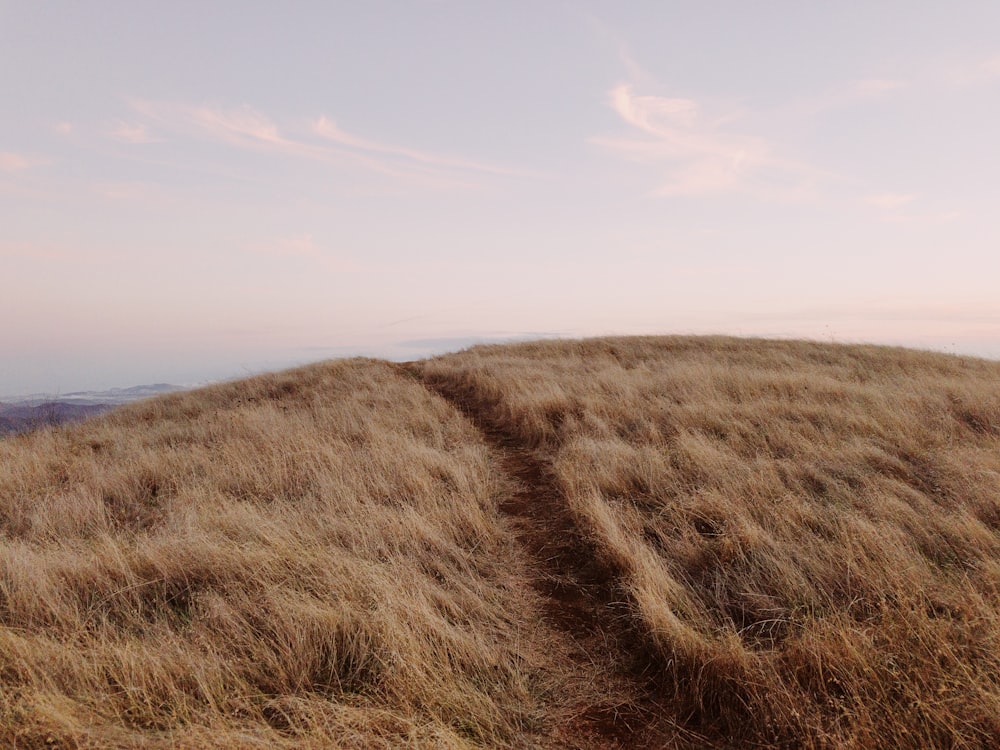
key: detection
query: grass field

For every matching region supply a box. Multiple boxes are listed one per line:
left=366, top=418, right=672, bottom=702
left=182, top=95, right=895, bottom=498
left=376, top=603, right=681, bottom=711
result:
left=3, top=337, right=1000, bottom=747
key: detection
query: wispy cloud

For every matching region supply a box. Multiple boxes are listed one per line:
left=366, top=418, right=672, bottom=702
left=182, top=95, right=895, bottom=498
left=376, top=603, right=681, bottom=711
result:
left=865, top=192, right=916, bottom=210
left=934, top=53, right=1000, bottom=86
left=189, top=106, right=302, bottom=150
left=982, top=56, right=1000, bottom=78
left=886, top=209, right=961, bottom=225
left=133, top=100, right=426, bottom=179
left=90, top=181, right=163, bottom=202
left=850, top=53, right=1000, bottom=90
left=109, top=121, right=160, bottom=144
left=265, top=233, right=323, bottom=260
left=582, top=12, right=657, bottom=88
left=248, top=233, right=364, bottom=273
left=592, top=84, right=816, bottom=197
left=129, top=100, right=534, bottom=186
left=780, top=77, right=907, bottom=118
left=793, top=52, right=1000, bottom=113
left=864, top=193, right=960, bottom=224
left=312, top=116, right=532, bottom=177
left=0, top=151, right=47, bottom=172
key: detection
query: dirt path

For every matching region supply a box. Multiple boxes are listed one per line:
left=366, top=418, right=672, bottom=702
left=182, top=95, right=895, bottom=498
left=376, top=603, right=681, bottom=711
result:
left=407, top=366, right=701, bottom=749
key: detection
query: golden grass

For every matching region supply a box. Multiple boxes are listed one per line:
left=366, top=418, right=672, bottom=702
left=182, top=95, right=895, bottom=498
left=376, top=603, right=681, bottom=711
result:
left=0, top=359, right=598, bottom=748
left=418, top=336, right=1000, bottom=748
left=5, top=336, right=1000, bottom=748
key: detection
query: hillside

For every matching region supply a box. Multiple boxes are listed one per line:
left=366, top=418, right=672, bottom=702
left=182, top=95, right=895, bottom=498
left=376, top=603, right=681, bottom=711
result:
left=3, top=338, right=1000, bottom=748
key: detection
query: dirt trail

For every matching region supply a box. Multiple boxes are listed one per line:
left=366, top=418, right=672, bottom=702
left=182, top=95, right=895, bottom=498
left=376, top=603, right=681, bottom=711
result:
left=407, top=366, right=702, bottom=749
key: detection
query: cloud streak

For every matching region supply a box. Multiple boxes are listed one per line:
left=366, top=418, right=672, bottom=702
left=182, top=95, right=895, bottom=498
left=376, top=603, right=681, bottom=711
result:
left=789, top=78, right=907, bottom=116
left=247, top=233, right=365, bottom=273
left=863, top=193, right=961, bottom=224
left=593, top=84, right=816, bottom=197
left=982, top=56, right=1000, bottom=78
left=0, top=151, right=47, bottom=172
left=109, top=121, right=160, bottom=144
left=129, top=100, right=534, bottom=186
left=935, top=53, right=1000, bottom=87
left=865, top=193, right=916, bottom=210
left=312, top=116, right=532, bottom=177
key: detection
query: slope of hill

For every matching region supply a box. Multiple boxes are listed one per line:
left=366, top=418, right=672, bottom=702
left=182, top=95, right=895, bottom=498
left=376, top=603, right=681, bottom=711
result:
left=2, top=337, right=1000, bottom=748
left=418, top=337, right=1000, bottom=748
left=1, top=360, right=641, bottom=749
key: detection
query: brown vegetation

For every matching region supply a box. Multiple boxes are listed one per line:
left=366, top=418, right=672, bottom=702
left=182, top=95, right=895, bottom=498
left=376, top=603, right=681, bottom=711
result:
left=0, top=360, right=621, bottom=748
left=3, top=337, right=1000, bottom=747
left=419, top=336, right=1000, bottom=748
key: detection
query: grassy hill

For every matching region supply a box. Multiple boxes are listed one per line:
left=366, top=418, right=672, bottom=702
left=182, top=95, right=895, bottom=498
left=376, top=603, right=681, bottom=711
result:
left=2, top=337, right=1000, bottom=748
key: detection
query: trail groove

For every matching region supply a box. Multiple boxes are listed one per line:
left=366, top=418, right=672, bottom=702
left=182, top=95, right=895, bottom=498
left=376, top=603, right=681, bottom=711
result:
left=407, top=366, right=697, bottom=749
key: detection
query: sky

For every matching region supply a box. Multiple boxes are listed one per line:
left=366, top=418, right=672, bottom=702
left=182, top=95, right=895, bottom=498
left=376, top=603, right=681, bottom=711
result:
left=2, top=1, right=1000, bottom=396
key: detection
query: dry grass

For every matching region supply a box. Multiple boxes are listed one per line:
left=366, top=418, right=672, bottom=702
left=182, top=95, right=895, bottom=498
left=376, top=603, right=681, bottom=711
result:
left=5, top=337, right=1000, bottom=748
left=0, top=359, right=599, bottom=748
left=419, top=336, right=1000, bottom=748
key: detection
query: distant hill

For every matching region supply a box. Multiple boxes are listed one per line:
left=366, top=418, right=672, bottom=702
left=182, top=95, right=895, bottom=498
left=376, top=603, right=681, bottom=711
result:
left=0, top=383, right=185, bottom=435
left=1, top=338, right=999, bottom=748
left=0, top=401, right=112, bottom=434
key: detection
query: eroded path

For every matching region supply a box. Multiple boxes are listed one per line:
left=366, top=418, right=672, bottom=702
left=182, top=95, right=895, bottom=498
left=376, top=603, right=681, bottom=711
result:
left=405, top=365, right=702, bottom=749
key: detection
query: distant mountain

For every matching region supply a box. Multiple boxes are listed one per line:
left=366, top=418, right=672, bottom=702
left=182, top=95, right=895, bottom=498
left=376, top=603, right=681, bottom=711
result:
left=0, top=402, right=112, bottom=435
left=0, top=383, right=186, bottom=435
left=10, top=383, right=185, bottom=408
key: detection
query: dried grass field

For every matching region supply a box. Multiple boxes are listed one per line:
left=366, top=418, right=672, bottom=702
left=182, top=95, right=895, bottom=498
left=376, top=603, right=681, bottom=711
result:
left=3, top=337, right=1000, bottom=747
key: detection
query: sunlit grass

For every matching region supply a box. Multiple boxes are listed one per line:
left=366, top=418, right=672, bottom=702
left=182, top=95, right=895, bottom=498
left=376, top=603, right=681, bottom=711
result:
left=4, top=337, right=1000, bottom=747
left=0, top=360, right=587, bottom=748
left=419, top=336, right=1000, bottom=747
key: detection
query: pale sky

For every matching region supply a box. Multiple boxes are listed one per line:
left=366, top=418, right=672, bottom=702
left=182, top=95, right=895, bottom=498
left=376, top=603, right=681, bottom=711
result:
left=3, top=2, right=999, bottom=396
